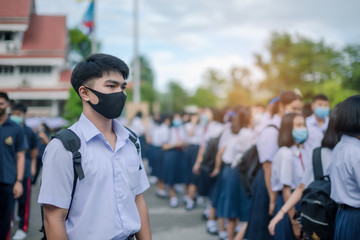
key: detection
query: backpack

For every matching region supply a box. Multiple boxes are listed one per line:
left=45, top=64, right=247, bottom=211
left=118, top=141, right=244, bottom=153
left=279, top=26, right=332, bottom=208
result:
left=299, top=147, right=338, bottom=240
left=200, top=133, right=222, bottom=173
left=40, top=127, right=140, bottom=240
left=238, top=124, right=278, bottom=198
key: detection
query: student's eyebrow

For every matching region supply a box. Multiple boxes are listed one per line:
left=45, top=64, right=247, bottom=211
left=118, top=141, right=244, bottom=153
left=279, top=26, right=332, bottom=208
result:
left=104, top=80, right=122, bottom=86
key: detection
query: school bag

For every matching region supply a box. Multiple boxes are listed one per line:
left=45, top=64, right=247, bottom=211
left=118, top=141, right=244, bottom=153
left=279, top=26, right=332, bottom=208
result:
left=40, top=127, right=140, bottom=240
left=298, top=147, right=338, bottom=240
left=200, top=133, right=222, bottom=173
left=238, top=124, right=278, bottom=198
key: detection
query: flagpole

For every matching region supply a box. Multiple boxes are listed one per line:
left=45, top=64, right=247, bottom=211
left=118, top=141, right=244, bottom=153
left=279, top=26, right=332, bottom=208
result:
left=133, top=0, right=140, bottom=104
left=92, top=0, right=97, bottom=53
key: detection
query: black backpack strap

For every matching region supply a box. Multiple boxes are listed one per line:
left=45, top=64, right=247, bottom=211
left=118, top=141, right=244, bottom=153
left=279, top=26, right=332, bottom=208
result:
left=124, top=126, right=140, bottom=154
left=40, top=129, right=84, bottom=238
left=312, top=147, right=323, bottom=180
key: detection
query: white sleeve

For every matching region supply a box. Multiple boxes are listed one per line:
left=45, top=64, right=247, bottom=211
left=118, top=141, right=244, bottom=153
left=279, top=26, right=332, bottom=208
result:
left=256, top=127, right=279, bottom=163
left=279, top=149, right=294, bottom=187
left=38, top=139, right=74, bottom=209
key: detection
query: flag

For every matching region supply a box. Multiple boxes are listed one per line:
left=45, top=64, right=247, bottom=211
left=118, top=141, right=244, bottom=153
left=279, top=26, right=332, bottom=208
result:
left=82, top=1, right=94, bottom=33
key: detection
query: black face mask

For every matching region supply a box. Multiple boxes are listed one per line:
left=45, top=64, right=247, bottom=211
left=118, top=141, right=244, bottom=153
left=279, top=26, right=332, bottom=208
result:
left=86, top=87, right=127, bottom=119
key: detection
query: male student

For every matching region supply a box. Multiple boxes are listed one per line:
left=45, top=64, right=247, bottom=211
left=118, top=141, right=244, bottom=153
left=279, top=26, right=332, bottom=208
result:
left=38, top=54, right=151, bottom=240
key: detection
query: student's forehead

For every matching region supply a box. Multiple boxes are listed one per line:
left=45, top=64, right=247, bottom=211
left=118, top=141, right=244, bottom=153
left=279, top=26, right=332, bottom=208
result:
left=99, top=71, right=125, bottom=82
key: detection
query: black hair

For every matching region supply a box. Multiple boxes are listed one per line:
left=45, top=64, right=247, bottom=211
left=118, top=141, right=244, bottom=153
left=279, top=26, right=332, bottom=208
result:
left=302, top=103, right=313, bottom=118
left=136, top=111, right=143, bottom=118
left=231, top=106, right=251, bottom=134
left=41, top=122, right=51, bottom=133
left=0, top=91, right=10, bottom=102
left=334, top=95, right=360, bottom=136
left=280, top=90, right=302, bottom=106
left=312, top=94, right=329, bottom=103
left=278, top=113, right=303, bottom=147
left=209, top=107, right=224, bottom=123
left=11, top=102, right=27, bottom=113
left=70, top=53, right=129, bottom=95
left=321, top=106, right=340, bottom=149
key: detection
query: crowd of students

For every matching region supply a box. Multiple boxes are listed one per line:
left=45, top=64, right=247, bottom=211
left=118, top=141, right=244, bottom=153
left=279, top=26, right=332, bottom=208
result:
left=140, top=91, right=360, bottom=240
left=0, top=92, right=52, bottom=240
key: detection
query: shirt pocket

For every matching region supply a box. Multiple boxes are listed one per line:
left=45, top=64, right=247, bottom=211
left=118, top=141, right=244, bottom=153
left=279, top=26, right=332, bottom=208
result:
left=126, top=155, right=142, bottom=192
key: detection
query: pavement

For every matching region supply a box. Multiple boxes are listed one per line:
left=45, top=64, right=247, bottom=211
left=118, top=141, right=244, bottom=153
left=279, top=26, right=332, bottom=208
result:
left=10, top=178, right=219, bottom=240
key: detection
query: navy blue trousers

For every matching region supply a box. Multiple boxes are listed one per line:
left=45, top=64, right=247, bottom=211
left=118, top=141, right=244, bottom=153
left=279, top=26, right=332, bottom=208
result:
left=334, top=207, right=360, bottom=240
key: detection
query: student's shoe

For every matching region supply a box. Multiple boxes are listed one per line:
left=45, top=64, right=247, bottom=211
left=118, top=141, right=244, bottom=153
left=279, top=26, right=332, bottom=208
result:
left=206, top=220, right=218, bottom=235
left=174, top=184, right=184, bottom=194
left=218, top=231, right=228, bottom=240
left=185, top=199, right=195, bottom=210
left=156, top=189, right=169, bottom=198
left=12, top=229, right=27, bottom=240
left=169, top=197, right=179, bottom=208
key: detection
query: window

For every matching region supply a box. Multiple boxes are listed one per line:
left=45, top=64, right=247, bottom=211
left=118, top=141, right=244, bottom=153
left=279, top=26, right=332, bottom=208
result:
left=0, top=31, right=14, bottom=41
left=19, top=65, right=52, bottom=74
left=0, top=65, right=14, bottom=74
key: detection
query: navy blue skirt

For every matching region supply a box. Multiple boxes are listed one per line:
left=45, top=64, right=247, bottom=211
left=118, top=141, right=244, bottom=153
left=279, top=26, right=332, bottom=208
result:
left=273, top=194, right=300, bottom=240
left=334, top=206, right=360, bottom=240
left=214, top=165, right=251, bottom=220
left=244, top=167, right=273, bottom=240
left=147, top=145, right=163, bottom=178
left=196, top=168, right=218, bottom=198
left=182, top=144, right=200, bottom=184
left=162, top=148, right=183, bottom=185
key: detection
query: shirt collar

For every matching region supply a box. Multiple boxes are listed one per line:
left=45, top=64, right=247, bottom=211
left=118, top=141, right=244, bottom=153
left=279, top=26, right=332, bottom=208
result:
left=308, top=114, right=329, bottom=129
left=78, top=114, right=130, bottom=144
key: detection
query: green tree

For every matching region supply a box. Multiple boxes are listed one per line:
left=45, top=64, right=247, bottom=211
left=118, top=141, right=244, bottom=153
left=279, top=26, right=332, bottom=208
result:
left=64, top=88, right=82, bottom=124
left=255, top=32, right=343, bottom=98
left=68, top=28, right=92, bottom=65
left=342, top=44, right=360, bottom=89
left=188, top=87, right=219, bottom=107
left=160, top=81, right=188, bottom=113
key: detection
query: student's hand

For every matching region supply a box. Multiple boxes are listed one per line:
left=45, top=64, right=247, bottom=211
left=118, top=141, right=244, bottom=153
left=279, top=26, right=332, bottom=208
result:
left=13, top=181, right=23, bottom=199
left=291, top=220, right=301, bottom=239
left=210, top=167, right=220, bottom=177
left=268, top=210, right=284, bottom=236
left=192, top=163, right=201, bottom=175
left=269, top=201, right=276, bottom=216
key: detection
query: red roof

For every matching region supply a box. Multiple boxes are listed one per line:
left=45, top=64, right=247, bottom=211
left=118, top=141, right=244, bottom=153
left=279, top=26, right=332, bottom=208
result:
left=59, top=70, right=72, bottom=83
left=0, top=0, right=32, bottom=24
left=21, top=14, right=67, bottom=56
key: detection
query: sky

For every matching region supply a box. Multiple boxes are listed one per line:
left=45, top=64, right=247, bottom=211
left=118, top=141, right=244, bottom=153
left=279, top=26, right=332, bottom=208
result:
left=36, top=0, right=360, bottom=93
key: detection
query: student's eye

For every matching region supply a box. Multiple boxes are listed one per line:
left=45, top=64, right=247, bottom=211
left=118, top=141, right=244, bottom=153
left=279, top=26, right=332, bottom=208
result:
left=107, top=85, right=115, bottom=89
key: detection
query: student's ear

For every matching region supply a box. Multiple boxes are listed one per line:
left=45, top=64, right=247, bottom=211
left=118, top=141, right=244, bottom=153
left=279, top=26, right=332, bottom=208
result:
left=78, top=86, right=90, bottom=102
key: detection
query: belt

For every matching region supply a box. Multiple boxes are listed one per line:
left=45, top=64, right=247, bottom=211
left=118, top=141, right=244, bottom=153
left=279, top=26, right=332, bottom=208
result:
left=125, top=234, right=135, bottom=240
left=223, top=163, right=232, bottom=167
left=340, top=204, right=360, bottom=210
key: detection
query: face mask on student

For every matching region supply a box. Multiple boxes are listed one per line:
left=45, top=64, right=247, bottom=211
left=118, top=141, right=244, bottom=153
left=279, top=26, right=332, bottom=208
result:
left=200, top=114, right=208, bottom=125
left=314, top=107, right=329, bottom=119
left=86, top=87, right=127, bottom=119
left=10, top=115, right=23, bottom=125
left=292, top=128, right=308, bottom=144
left=172, top=119, right=182, bottom=127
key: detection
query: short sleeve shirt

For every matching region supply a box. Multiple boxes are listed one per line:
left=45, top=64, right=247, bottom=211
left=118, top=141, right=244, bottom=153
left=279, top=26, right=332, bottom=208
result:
left=271, top=146, right=306, bottom=191
left=0, top=117, right=27, bottom=184
left=38, top=114, right=150, bottom=240
left=330, top=135, right=360, bottom=208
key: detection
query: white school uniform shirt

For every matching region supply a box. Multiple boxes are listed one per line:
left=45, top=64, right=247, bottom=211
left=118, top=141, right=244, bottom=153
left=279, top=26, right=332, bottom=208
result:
left=38, top=114, right=150, bottom=240
left=150, top=123, right=168, bottom=147
left=256, top=114, right=281, bottom=164
left=304, top=114, right=328, bottom=154
left=301, top=147, right=332, bottom=188
left=184, top=122, right=203, bottom=145
left=330, top=135, right=360, bottom=208
left=271, top=145, right=306, bottom=191
left=130, top=116, right=145, bottom=136
left=221, top=127, right=255, bottom=165
left=218, top=123, right=232, bottom=150
left=166, top=125, right=186, bottom=146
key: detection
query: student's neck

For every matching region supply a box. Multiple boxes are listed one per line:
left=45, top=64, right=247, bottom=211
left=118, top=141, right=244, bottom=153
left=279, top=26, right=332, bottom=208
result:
left=83, top=109, right=113, bottom=135
left=0, top=113, right=7, bottom=125
left=314, top=114, right=325, bottom=126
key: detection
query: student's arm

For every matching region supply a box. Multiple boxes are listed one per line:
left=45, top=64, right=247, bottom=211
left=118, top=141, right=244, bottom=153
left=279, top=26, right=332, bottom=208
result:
left=135, top=194, right=151, bottom=240
left=263, top=161, right=276, bottom=215
left=13, top=150, right=25, bottom=198
left=43, top=204, right=68, bottom=240
left=282, top=185, right=301, bottom=238
left=268, top=183, right=304, bottom=235
left=210, top=146, right=225, bottom=177
left=192, top=146, right=204, bottom=175
left=31, top=147, right=38, bottom=177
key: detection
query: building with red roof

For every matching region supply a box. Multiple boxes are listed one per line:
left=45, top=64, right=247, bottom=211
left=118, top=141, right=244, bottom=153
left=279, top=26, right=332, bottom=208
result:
left=0, top=0, right=70, bottom=116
